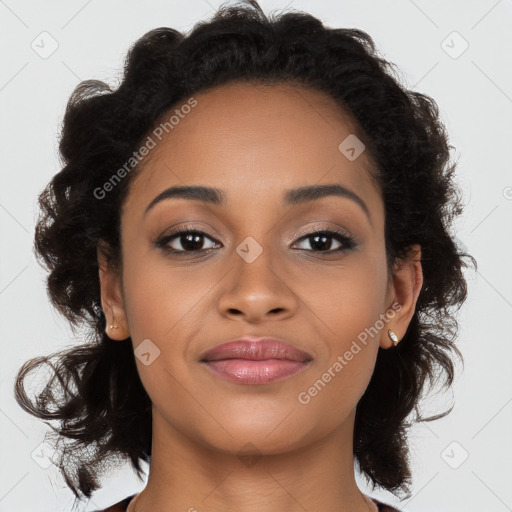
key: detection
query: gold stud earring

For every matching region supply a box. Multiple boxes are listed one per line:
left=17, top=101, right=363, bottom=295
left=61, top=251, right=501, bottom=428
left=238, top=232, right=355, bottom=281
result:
left=388, top=329, right=399, bottom=347
left=107, top=304, right=118, bottom=330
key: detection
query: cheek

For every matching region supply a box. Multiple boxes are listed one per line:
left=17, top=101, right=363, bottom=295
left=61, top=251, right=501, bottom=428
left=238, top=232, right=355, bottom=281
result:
left=292, top=256, right=387, bottom=407
left=295, top=250, right=389, bottom=338
left=294, top=294, right=382, bottom=430
left=120, top=249, right=218, bottom=389
left=121, top=248, right=205, bottom=342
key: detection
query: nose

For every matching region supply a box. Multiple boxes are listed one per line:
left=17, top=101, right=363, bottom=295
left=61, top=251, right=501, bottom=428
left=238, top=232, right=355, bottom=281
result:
left=216, top=245, right=298, bottom=323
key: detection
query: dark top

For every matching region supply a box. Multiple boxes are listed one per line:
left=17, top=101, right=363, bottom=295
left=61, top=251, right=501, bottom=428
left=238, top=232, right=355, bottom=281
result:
left=96, top=494, right=403, bottom=511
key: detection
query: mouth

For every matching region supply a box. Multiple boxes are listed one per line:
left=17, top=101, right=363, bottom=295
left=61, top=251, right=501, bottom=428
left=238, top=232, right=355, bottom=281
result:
left=199, top=337, right=313, bottom=385
left=202, top=359, right=311, bottom=385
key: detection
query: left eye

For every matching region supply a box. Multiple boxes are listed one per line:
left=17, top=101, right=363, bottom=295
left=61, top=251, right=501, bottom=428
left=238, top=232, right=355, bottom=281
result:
left=291, top=229, right=356, bottom=253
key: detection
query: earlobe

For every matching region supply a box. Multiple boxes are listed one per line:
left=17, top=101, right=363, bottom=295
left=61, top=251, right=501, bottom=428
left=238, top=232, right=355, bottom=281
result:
left=381, top=244, right=423, bottom=349
left=97, top=241, right=130, bottom=341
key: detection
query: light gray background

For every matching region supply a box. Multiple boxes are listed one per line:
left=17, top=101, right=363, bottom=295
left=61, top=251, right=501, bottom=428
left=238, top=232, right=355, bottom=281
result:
left=1, top=0, right=511, bottom=511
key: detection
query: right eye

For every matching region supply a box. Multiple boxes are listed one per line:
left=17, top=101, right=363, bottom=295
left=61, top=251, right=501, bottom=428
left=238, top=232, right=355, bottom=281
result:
left=155, top=227, right=221, bottom=255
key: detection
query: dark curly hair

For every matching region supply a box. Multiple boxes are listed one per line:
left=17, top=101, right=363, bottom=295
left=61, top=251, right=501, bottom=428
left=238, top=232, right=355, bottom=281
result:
left=14, top=0, right=476, bottom=504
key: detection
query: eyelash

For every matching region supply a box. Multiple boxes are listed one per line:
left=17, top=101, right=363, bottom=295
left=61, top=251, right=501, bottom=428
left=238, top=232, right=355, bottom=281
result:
left=155, top=226, right=357, bottom=257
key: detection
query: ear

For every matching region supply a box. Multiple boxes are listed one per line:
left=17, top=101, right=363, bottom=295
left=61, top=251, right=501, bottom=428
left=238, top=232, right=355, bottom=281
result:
left=380, top=244, right=423, bottom=349
left=97, top=240, right=130, bottom=340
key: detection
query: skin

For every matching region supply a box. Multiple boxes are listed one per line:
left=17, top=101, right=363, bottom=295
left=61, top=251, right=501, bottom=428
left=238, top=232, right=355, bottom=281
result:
left=98, top=81, right=423, bottom=512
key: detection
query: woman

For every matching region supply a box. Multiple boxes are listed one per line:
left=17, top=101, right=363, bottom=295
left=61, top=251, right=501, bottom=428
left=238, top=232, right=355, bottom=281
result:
left=14, top=1, right=475, bottom=511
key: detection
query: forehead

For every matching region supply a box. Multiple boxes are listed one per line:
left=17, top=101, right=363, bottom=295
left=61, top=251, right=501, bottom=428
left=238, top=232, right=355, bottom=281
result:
left=122, top=81, right=381, bottom=220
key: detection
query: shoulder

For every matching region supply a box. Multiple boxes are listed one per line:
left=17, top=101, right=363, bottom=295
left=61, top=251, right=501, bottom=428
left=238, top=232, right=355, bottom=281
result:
left=372, top=497, right=404, bottom=511
left=91, top=495, right=136, bottom=512
left=94, top=494, right=401, bottom=512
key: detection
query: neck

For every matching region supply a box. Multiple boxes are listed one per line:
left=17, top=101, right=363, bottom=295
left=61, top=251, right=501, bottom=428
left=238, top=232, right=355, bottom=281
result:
left=128, top=407, right=377, bottom=512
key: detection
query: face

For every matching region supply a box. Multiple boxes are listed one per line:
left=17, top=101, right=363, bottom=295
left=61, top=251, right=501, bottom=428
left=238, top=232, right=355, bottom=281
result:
left=99, top=81, right=420, bottom=456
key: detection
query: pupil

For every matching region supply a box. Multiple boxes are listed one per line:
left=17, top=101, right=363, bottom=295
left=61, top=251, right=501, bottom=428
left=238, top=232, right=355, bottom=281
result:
left=311, top=234, right=330, bottom=251
left=182, top=233, right=203, bottom=251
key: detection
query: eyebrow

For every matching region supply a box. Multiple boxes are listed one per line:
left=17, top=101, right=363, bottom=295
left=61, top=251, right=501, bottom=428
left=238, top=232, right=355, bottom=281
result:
left=144, top=183, right=371, bottom=223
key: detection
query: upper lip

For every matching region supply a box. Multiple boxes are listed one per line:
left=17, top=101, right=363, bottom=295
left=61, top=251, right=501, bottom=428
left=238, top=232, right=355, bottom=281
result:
left=200, top=336, right=313, bottom=362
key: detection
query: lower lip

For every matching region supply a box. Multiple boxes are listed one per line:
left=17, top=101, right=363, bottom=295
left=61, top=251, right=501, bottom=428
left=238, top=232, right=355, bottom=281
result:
left=202, top=358, right=311, bottom=385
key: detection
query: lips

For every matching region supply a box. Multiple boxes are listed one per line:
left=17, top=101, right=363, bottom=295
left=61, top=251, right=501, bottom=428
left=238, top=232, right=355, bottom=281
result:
left=199, top=337, right=313, bottom=385
left=199, top=337, right=313, bottom=363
